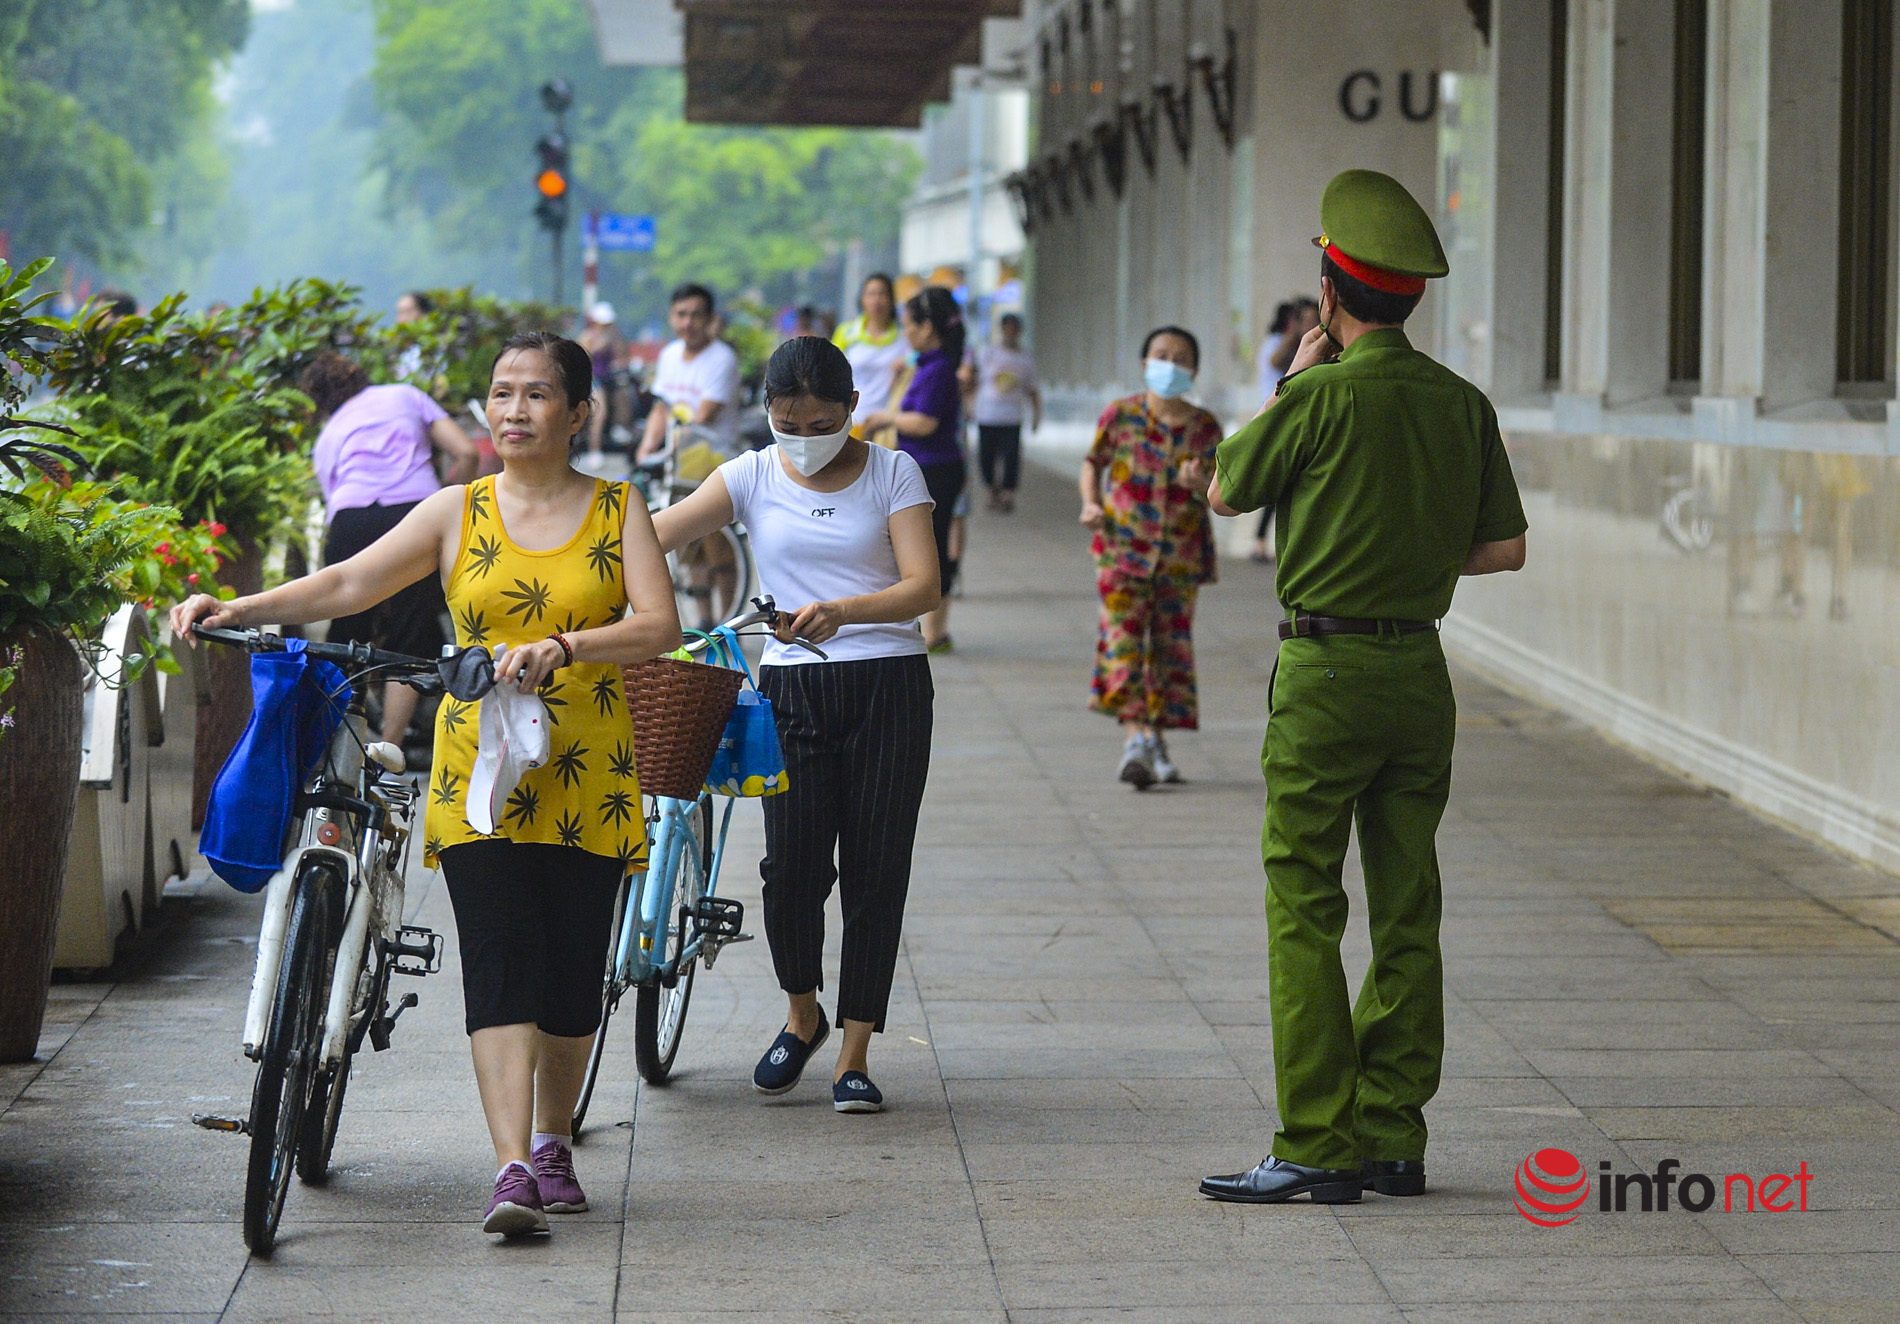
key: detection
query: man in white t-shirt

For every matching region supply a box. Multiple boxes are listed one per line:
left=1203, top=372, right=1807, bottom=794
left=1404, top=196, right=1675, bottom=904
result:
left=638, top=283, right=743, bottom=460
left=967, top=312, right=1041, bottom=512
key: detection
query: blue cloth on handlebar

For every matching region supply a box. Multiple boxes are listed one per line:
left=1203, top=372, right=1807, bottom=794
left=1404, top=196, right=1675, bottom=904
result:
left=201, top=641, right=352, bottom=893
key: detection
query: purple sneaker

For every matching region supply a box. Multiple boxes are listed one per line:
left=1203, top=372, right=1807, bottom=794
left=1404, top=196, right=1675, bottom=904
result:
left=532, top=1138, right=589, bottom=1213
left=483, top=1161, right=549, bottom=1236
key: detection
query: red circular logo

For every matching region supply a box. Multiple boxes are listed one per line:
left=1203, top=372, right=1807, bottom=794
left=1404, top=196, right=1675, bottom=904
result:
left=1514, top=1148, right=1588, bottom=1226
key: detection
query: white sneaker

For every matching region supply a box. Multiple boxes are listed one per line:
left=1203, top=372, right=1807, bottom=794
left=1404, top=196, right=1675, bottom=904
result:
left=1152, top=735, right=1182, bottom=784
left=1117, top=732, right=1156, bottom=790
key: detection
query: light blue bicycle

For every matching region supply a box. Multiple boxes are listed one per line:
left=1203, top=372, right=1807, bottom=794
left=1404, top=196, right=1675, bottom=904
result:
left=570, top=599, right=822, bottom=1133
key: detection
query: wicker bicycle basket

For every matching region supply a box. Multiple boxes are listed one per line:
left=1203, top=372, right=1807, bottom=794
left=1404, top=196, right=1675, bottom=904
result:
left=620, top=657, right=746, bottom=799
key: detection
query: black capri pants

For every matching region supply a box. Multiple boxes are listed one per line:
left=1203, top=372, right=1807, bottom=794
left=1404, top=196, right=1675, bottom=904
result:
left=439, top=840, right=623, bottom=1037
left=758, top=655, right=934, bottom=1031
left=977, top=424, right=1022, bottom=493
left=917, top=457, right=966, bottom=596
left=325, top=501, right=448, bottom=659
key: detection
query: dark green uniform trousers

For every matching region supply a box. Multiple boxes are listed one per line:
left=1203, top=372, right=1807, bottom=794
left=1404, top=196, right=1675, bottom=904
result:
left=1263, top=631, right=1454, bottom=1169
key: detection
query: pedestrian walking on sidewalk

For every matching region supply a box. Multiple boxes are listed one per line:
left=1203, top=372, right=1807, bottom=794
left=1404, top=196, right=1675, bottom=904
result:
left=303, top=352, right=479, bottom=749
left=966, top=311, right=1041, bottom=513
left=859, top=285, right=966, bottom=653
left=654, top=336, right=941, bottom=1114
left=175, top=333, right=682, bottom=1238
left=1078, top=326, right=1221, bottom=790
left=833, top=273, right=906, bottom=428
left=1199, top=170, right=1528, bottom=1206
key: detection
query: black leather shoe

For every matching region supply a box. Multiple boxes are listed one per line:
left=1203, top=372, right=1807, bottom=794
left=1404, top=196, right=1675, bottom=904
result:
left=1361, top=1159, right=1427, bottom=1196
left=1199, top=1156, right=1362, bottom=1204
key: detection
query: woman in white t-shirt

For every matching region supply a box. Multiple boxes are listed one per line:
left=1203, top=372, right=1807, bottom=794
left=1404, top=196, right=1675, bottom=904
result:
left=832, top=273, right=905, bottom=426
left=653, top=335, right=940, bottom=1115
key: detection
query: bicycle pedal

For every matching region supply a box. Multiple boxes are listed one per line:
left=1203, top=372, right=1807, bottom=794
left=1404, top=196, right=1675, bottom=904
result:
left=700, top=931, right=752, bottom=970
left=387, top=925, right=443, bottom=976
left=690, top=896, right=744, bottom=942
left=370, top=991, right=419, bottom=1052
left=192, top=1113, right=250, bottom=1135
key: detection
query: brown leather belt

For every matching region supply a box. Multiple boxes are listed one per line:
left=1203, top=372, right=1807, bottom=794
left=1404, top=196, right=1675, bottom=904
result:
left=1278, top=613, right=1438, bottom=641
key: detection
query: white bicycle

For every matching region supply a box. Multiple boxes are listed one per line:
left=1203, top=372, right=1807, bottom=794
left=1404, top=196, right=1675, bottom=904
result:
left=190, top=626, right=493, bottom=1254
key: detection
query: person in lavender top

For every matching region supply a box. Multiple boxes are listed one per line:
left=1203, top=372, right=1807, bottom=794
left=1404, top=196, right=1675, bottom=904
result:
left=860, top=285, right=966, bottom=652
left=302, top=352, right=478, bottom=745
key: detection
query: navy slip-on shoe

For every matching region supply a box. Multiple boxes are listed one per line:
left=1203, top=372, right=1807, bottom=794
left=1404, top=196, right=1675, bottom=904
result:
left=832, top=1070, right=884, bottom=1113
left=753, top=1011, right=830, bottom=1095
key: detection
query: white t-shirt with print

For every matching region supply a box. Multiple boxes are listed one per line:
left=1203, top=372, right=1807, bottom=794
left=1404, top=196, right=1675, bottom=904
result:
left=652, top=337, right=742, bottom=452
left=973, top=344, right=1037, bottom=426
left=717, top=444, right=935, bottom=666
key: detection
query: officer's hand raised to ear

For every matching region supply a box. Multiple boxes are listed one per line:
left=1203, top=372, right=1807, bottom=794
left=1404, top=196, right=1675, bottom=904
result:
left=1285, top=324, right=1339, bottom=378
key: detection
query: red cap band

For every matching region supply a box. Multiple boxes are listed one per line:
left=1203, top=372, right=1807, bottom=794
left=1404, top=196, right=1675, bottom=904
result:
left=1322, top=241, right=1427, bottom=296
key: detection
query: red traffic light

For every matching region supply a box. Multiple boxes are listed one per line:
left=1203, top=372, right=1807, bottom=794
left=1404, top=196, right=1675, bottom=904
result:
left=536, top=169, right=568, bottom=198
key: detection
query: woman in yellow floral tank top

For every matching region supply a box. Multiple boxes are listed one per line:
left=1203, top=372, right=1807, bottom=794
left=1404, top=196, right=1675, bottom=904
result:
left=171, top=332, right=680, bottom=1238
left=427, top=470, right=648, bottom=869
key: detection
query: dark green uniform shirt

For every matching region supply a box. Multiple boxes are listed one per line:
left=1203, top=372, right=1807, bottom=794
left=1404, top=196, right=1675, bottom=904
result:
left=1215, top=328, right=1526, bottom=621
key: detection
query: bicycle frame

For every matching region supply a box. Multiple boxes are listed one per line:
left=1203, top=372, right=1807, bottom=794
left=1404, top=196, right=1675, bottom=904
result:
left=240, top=708, right=417, bottom=1068
left=610, top=791, right=739, bottom=987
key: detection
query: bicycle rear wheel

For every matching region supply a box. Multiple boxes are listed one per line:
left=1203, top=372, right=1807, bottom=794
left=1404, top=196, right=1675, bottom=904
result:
left=244, top=861, right=339, bottom=1254
left=298, top=954, right=377, bottom=1182
left=571, top=873, right=632, bottom=1139
left=633, top=797, right=712, bottom=1085
left=672, top=525, right=754, bottom=633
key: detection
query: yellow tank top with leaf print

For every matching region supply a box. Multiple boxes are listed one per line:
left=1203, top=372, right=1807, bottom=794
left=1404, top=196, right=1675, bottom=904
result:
left=423, top=475, right=647, bottom=872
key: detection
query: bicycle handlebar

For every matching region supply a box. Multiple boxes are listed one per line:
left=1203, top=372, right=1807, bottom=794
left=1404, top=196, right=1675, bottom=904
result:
left=191, top=625, right=471, bottom=696
left=681, top=597, right=828, bottom=660
left=191, top=625, right=437, bottom=672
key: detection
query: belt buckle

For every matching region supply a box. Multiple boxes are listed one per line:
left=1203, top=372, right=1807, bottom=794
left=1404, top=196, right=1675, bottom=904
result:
left=1294, top=612, right=1313, bottom=638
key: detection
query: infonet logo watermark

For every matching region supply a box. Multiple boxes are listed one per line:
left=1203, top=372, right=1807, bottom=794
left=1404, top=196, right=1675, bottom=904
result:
left=1514, top=1149, right=1814, bottom=1227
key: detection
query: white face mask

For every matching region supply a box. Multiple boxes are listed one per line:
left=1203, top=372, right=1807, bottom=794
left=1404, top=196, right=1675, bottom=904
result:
left=771, top=418, right=853, bottom=476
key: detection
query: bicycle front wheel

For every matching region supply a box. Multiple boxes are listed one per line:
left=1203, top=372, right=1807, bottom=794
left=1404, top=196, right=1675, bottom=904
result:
left=571, top=873, right=633, bottom=1139
left=633, top=796, right=712, bottom=1085
left=244, top=860, right=339, bottom=1254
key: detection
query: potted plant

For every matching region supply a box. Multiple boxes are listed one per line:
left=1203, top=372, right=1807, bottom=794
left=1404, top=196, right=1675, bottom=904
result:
left=48, top=290, right=318, bottom=823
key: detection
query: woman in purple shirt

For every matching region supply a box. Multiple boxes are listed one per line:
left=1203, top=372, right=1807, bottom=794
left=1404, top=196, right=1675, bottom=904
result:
left=860, top=285, right=965, bottom=651
left=302, top=352, right=477, bottom=745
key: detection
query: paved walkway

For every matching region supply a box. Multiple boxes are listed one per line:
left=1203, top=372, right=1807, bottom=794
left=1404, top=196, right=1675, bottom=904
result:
left=6, top=464, right=1900, bottom=1321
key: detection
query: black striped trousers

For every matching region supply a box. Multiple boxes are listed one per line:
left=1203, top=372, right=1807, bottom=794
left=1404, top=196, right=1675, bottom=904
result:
left=757, top=654, right=934, bottom=1031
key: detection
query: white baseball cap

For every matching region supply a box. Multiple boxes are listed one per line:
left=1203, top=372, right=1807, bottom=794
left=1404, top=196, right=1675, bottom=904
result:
left=590, top=301, right=617, bottom=324
left=466, top=652, right=551, bottom=835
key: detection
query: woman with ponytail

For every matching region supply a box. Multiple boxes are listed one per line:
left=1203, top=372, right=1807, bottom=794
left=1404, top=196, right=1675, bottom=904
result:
left=861, top=285, right=966, bottom=652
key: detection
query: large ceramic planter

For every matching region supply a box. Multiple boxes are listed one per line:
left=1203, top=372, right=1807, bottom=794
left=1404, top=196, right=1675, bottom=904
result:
left=191, top=537, right=262, bottom=829
left=0, top=625, right=86, bottom=1062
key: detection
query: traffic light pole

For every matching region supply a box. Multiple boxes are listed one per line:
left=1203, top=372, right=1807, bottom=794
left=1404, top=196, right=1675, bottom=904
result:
left=537, top=79, right=573, bottom=307
left=548, top=100, right=566, bottom=305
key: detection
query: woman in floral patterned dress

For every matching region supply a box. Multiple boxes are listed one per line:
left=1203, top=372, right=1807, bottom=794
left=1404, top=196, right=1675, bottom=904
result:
left=1077, top=326, right=1222, bottom=788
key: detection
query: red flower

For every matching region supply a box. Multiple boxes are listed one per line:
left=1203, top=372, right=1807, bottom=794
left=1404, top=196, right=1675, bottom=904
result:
left=187, top=573, right=199, bottom=585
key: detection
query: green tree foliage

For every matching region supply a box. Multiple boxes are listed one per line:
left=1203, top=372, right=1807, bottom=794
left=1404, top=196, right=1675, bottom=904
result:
left=200, top=0, right=510, bottom=309
left=604, top=106, right=919, bottom=315
left=0, top=0, right=247, bottom=277
left=368, top=0, right=918, bottom=319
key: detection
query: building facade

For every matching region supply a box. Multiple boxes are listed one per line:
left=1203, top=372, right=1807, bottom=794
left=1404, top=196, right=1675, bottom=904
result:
left=1018, top=0, right=1486, bottom=420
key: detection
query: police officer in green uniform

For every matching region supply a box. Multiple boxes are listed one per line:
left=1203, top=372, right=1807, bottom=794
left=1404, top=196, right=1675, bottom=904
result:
left=1198, top=169, right=1528, bottom=1205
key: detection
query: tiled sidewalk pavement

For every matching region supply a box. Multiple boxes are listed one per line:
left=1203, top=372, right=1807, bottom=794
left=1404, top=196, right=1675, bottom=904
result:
left=5, top=462, right=1900, bottom=1321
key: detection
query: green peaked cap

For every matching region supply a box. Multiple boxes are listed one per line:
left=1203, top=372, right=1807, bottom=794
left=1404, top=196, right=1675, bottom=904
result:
left=1314, top=169, right=1448, bottom=279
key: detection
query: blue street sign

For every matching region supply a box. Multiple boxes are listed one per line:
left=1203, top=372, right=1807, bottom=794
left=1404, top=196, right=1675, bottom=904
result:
left=590, top=212, right=655, bottom=252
